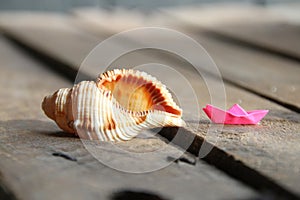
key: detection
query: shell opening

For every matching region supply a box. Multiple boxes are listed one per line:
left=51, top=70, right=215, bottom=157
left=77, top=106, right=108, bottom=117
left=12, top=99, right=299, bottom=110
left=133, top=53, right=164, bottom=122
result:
left=97, top=69, right=182, bottom=117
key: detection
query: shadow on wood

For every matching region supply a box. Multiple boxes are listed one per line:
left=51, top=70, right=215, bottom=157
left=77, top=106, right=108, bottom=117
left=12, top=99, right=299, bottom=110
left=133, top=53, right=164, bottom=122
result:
left=111, top=190, right=169, bottom=200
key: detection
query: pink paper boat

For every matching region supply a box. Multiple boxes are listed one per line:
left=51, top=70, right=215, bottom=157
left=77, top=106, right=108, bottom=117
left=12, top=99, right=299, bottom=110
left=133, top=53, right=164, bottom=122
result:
left=203, top=104, right=269, bottom=125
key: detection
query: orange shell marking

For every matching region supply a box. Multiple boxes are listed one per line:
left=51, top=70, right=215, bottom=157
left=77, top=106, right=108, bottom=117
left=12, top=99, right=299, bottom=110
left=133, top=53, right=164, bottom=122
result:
left=42, top=69, right=185, bottom=141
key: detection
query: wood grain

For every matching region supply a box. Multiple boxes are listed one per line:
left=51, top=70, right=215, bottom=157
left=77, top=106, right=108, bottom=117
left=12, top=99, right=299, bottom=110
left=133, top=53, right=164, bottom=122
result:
left=161, top=4, right=300, bottom=59
left=158, top=5, right=300, bottom=111
left=193, top=32, right=300, bottom=112
left=0, top=36, right=258, bottom=200
left=0, top=12, right=300, bottom=197
left=69, top=8, right=300, bottom=112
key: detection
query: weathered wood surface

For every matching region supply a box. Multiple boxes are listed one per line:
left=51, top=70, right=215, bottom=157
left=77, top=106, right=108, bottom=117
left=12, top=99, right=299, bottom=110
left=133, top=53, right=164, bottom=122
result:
left=203, top=23, right=300, bottom=60
left=161, top=4, right=300, bottom=60
left=74, top=5, right=300, bottom=61
left=68, top=11, right=300, bottom=193
left=0, top=36, right=260, bottom=200
left=0, top=12, right=300, bottom=198
left=191, top=32, right=300, bottom=111
left=72, top=8, right=148, bottom=35
left=70, top=8, right=300, bottom=112
left=0, top=12, right=99, bottom=70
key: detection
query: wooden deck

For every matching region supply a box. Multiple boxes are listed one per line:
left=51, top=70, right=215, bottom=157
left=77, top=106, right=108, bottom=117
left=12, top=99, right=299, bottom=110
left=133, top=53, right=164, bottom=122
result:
left=0, top=4, right=299, bottom=200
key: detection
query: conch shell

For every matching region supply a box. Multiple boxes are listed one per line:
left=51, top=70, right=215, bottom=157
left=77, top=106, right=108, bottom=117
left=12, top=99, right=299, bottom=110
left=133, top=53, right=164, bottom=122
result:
left=42, top=69, right=185, bottom=141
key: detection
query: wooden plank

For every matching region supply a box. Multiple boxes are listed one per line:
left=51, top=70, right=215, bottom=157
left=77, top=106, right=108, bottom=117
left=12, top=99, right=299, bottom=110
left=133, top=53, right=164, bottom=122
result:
left=161, top=4, right=300, bottom=60
left=69, top=10, right=300, bottom=196
left=192, top=33, right=300, bottom=112
left=0, top=12, right=99, bottom=69
left=72, top=30, right=300, bottom=197
left=73, top=5, right=300, bottom=61
left=0, top=36, right=259, bottom=199
left=0, top=12, right=300, bottom=198
left=203, top=22, right=300, bottom=61
left=70, top=7, right=300, bottom=112
left=269, top=2, right=300, bottom=26
left=71, top=7, right=147, bottom=34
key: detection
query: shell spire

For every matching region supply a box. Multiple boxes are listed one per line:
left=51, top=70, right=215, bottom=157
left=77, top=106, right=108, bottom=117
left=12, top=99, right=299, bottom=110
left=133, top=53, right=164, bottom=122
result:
left=42, top=88, right=75, bottom=134
left=42, top=69, right=185, bottom=141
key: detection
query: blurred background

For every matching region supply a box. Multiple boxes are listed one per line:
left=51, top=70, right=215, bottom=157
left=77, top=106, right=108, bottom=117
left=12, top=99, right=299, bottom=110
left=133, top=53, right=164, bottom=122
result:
left=0, top=0, right=299, bottom=12
left=0, top=0, right=299, bottom=113
left=0, top=1, right=300, bottom=199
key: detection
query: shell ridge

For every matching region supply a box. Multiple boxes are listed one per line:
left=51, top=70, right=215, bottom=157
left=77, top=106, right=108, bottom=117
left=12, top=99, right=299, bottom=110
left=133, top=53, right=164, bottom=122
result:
left=73, top=82, right=91, bottom=140
left=92, top=83, right=100, bottom=140
left=98, top=86, right=109, bottom=141
left=43, top=69, right=185, bottom=141
left=90, top=82, right=100, bottom=140
left=105, top=90, right=119, bottom=141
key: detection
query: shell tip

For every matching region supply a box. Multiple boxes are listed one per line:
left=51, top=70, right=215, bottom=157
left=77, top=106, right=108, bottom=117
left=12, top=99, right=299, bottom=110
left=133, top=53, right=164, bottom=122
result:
left=42, top=95, right=56, bottom=120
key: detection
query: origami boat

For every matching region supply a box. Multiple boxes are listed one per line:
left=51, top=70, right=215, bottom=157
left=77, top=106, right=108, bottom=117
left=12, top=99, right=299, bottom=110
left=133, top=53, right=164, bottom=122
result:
left=203, top=104, right=269, bottom=125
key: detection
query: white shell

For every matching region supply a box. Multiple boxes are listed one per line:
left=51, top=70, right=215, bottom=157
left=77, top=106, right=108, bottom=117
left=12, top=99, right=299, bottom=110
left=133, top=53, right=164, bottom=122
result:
left=42, top=69, right=185, bottom=141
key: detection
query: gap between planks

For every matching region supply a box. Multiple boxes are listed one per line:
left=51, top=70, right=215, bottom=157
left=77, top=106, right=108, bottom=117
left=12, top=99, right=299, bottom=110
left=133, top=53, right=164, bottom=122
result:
left=0, top=35, right=258, bottom=200
left=70, top=8, right=300, bottom=113
left=161, top=4, right=300, bottom=62
left=2, top=33, right=299, bottom=199
left=0, top=12, right=299, bottom=198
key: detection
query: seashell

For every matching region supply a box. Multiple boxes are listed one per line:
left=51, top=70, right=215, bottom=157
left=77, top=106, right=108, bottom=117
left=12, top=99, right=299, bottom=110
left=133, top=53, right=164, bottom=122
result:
left=42, top=69, right=185, bottom=141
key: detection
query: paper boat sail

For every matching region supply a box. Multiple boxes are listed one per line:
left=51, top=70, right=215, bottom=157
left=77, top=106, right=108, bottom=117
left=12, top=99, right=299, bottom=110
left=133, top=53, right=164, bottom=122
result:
left=203, top=104, right=269, bottom=125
